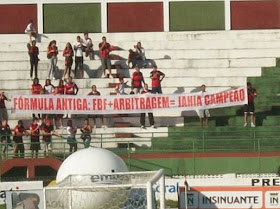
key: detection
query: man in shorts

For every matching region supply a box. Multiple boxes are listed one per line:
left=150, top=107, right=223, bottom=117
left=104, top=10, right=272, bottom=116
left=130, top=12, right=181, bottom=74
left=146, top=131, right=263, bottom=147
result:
left=244, top=82, right=257, bottom=128
left=99, top=36, right=112, bottom=78
left=198, top=84, right=210, bottom=128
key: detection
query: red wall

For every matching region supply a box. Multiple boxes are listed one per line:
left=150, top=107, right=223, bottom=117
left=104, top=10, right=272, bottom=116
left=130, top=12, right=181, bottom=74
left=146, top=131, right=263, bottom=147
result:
left=107, top=2, right=163, bottom=32
left=0, top=4, right=37, bottom=34
left=231, top=1, right=280, bottom=29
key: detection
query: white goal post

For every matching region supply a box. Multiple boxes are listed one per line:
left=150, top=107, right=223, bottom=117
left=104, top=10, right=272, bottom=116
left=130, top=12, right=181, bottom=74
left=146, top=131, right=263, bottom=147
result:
left=44, top=169, right=165, bottom=209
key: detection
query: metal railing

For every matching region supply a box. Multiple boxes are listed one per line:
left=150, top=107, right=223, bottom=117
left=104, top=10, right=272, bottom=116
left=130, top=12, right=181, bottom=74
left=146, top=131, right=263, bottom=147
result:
left=1, top=129, right=280, bottom=177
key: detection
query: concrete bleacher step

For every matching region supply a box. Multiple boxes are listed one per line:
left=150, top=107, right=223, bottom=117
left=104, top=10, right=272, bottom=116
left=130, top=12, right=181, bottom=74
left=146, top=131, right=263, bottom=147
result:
left=2, top=30, right=280, bottom=43
left=0, top=77, right=247, bottom=90
left=5, top=40, right=280, bottom=52
left=0, top=58, right=275, bottom=71
left=1, top=49, right=280, bottom=61
left=5, top=116, right=183, bottom=130
left=0, top=67, right=262, bottom=80
left=1, top=86, right=236, bottom=97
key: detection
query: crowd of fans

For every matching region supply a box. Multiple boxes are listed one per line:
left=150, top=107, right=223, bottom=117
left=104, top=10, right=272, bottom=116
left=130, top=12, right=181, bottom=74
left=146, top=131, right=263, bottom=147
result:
left=0, top=21, right=258, bottom=158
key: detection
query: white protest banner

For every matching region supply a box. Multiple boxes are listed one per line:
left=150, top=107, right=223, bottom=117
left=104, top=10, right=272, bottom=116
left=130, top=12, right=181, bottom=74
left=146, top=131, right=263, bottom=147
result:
left=12, top=86, right=247, bottom=115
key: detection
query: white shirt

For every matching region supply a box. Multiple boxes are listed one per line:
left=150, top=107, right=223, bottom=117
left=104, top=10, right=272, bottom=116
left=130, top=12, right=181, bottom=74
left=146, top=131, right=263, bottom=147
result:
left=73, top=41, right=85, bottom=57
left=135, top=47, right=145, bottom=56
left=44, top=85, right=54, bottom=94
left=67, top=126, right=76, bottom=139
left=25, top=23, right=35, bottom=33
left=116, top=83, right=125, bottom=95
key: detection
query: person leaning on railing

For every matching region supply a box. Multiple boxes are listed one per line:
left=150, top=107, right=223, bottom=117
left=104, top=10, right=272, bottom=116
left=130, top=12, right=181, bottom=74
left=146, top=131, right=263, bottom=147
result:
left=67, top=119, right=78, bottom=153
left=0, top=119, right=12, bottom=158
left=13, top=120, right=29, bottom=158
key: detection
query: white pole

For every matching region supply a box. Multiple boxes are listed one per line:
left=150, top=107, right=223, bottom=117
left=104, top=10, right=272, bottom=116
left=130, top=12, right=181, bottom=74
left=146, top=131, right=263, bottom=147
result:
left=160, top=175, right=166, bottom=209
left=146, top=182, right=153, bottom=209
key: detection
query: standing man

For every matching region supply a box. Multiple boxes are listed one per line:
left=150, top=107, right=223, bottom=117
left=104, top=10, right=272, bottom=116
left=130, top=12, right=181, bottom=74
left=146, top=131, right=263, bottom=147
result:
left=140, top=84, right=155, bottom=129
left=13, top=120, right=28, bottom=158
left=0, top=119, right=12, bottom=157
left=29, top=40, right=39, bottom=80
left=244, top=82, right=257, bottom=128
left=73, top=36, right=85, bottom=79
left=99, top=36, right=112, bottom=78
left=64, top=76, right=79, bottom=118
left=198, top=84, right=210, bottom=128
left=150, top=66, right=165, bottom=94
left=0, top=92, right=11, bottom=122
left=131, top=66, right=145, bottom=94
left=88, top=85, right=105, bottom=128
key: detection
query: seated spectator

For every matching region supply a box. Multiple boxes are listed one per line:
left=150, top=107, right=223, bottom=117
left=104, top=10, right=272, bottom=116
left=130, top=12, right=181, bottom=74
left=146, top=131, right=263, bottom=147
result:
left=73, top=36, right=85, bottom=79
left=67, top=119, right=77, bottom=153
left=0, top=119, right=12, bottom=157
left=30, top=117, right=41, bottom=158
left=43, top=79, right=55, bottom=123
left=29, top=40, right=39, bottom=80
left=13, top=120, right=28, bottom=158
left=132, top=42, right=147, bottom=68
left=63, top=42, right=74, bottom=80
left=198, top=84, right=210, bottom=128
left=0, top=92, right=11, bottom=122
left=88, top=85, right=106, bottom=128
left=150, top=66, right=165, bottom=94
left=44, top=79, right=55, bottom=94
left=41, top=119, right=59, bottom=156
left=83, top=33, right=94, bottom=60
left=47, top=40, right=58, bottom=80
left=80, top=118, right=92, bottom=148
left=140, top=84, right=155, bottom=129
left=115, top=78, right=128, bottom=95
left=131, top=66, right=145, bottom=94
left=127, top=49, right=135, bottom=69
left=99, top=36, right=112, bottom=78
left=31, top=78, right=43, bottom=119
left=25, top=19, right=37, bottom=42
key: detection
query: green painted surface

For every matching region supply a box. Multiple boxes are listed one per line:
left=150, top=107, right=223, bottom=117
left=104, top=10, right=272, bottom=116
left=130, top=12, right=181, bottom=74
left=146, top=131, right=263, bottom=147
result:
left=125, top=156, right=280, bottom=176
left=169, top=1, right=225, bottom=31
left=43, top=3, right=101, bottom=33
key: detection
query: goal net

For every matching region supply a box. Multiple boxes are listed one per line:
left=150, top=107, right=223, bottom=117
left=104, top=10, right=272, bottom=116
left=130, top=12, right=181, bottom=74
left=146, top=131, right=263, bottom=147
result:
left=44, top=169, right=165, bottom=209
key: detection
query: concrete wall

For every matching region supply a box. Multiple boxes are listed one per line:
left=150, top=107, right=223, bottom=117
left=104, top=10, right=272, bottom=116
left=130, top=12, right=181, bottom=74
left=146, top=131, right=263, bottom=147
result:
left=231, top=1, right=280, bottom=30
left=43, top=3, right=101, bottom=33
left=0, top=0, right=280, bottom=33
left=0, top=4, right=37, bottom=34
left=169, top=1, right=225, bottom=31
left=107, top=2, right=163, bottom=32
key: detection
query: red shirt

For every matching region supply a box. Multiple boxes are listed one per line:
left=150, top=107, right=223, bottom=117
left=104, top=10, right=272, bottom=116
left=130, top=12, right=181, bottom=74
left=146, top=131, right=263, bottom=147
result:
left=99, top=42, right=111, bottom=58
left=88, top=91, right=101, bottom=96
left=63, top=48, right=73, bottom=61
left=132, top=72, right=144, bottom=88
left=64, top=82, right=78, bottom=95
left=31, top=84, right=42, bottom=95
left=29, top=46, right=39, bottom=58
left=42, top=125, right=54, bottom=142
left=141, top=89, right=152, bottom=94
left=248, top=88, right=257, bottom=104
left=56, top=85, right=65, bottom=95
left=30, top=123, right=40, bottom=141
left=13, top=125, right=26, bottom=143
left=48, top=46, right=58, bottom=57
left=150, top=71, right=164, bottom=88
left=0, top=93, right=7, bottom=109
